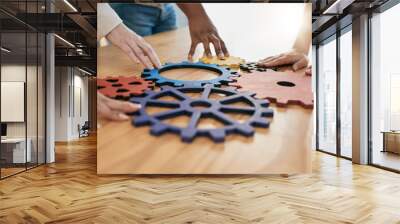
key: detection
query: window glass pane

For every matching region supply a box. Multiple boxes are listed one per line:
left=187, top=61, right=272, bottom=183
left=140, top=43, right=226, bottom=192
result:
left=340, top=29, right=352, bottom=158
left=1, top=0, right=46, bottom=179
left=1, top=27, right=28, bottom=177
left=318, top=37, right=337, bottom=154
left=371, top=3, right=400, bottom=171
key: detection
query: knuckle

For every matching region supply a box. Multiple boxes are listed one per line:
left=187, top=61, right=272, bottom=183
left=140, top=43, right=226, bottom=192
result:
left=143, top=44, right=152, bottom=52
left=137, top=51, right=146, bottom=57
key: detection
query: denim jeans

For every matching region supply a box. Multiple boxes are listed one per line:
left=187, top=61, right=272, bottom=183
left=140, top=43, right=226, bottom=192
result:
left=110, top=3, right=177, bottom=36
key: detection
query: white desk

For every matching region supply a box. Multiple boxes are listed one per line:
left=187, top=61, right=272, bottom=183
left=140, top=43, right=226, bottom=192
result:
left=1, top=138, right=31, bottom=163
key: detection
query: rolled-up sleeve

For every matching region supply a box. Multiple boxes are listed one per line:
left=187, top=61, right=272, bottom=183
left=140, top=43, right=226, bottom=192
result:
left=97, top=3, right=123, bottom=40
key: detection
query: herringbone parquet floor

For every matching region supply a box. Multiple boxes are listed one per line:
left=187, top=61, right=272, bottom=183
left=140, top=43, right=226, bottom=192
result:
left=1, top=135, right=400, bottom=224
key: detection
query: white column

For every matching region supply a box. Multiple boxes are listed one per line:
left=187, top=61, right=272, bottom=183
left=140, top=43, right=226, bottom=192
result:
left=46, top=33, right=55, bottom=163
left=352, top=14, right=369, bottom=164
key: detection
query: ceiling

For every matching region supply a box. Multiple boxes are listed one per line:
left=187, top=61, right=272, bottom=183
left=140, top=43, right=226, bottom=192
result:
left=312, top=0, right=392, bottom=43
left=0, top=0, right=97, bottom=73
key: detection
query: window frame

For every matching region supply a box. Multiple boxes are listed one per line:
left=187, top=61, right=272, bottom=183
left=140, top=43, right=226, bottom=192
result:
left=315, top=24, right=353, bottom=160
left=367, top=0, right=400, bottom=173
left=0, top=0, right=48, bottom=180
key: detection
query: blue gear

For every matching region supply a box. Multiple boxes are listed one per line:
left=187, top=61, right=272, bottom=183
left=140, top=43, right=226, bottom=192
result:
left=141, top=61, right=238, bottom=87
left=130, top=85, right=273, bottom=143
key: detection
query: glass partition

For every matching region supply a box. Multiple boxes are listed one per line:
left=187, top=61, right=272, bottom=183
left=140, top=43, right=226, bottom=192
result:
left=1, top=30, right=28, bottom=177
left=370, top=3, right=400, bottom=171
left=317, top=36, right=337, bottom=154
left=339, top=28, right=352, bottom=158
left=0, top=1, right=46, bottom=179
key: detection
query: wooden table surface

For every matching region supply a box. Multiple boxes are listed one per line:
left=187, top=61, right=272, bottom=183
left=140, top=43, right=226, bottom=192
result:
left=98, top=15, right=313, bottom=174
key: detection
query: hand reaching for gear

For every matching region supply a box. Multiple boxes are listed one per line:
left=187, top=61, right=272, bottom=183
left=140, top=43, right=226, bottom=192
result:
left=98, top=93, right=140, bottom=121
left=258, top=50, right=309, bottom=71
left=106, top=24, right=161, bottom=69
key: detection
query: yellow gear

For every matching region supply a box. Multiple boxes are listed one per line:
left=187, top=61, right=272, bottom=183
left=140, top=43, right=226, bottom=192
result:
left=199, top=56, right=245, bottom=69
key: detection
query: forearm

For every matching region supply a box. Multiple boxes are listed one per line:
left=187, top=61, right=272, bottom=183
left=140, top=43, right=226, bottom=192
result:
left=292, top=4, right=312, bottom=54
left=177, top=3, right=208, bottom=20
left=97, top=3, right=123, bottom=40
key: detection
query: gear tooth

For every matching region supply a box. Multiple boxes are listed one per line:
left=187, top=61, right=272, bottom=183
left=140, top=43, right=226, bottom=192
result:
left=221, top=78, right=232, bottom=83
left=129, top=97, right=144, bottom=104
left=257, top=99, right=269, bottom=107
left=229, top=85, right=240, bottom=90
left=276, top=98, right=289, bottom=106
left=209, top=129, right=226, bottom=142
left=142, top=76, right=156, bottom=81
left=262, top=108, right=274, bottom=117
left=141, top=73, right=150, bottom=77
left=223, top=86, right=237, bottom=92
left=126, top=110, right=139, bottom=116
left=155, top=80, right=166, bottom=86
left=249, top=92, right=257, bottom=98
left=181, top=129, right=197, bottom=142
left=150, top=123, right=168, bottom=135
left=239, top=91, right=255, bottom=97
left=156, top=79, right=167, bottom=85
left=236, top=124, right=254, bottom=136
left=133, top=115, right=151, bottom=126
left=251, top=118, right=270, bottom=128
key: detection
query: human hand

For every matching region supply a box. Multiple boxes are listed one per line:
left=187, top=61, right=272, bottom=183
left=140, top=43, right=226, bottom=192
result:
left=98, top=93, right=140, bottom=121
left=106, top=23, right=161, bottom=69
left=305, top=65, right=312, bottom=76
left=187, top=17, right=229, bottom=61
left=258, top=50, right=309, bottom=71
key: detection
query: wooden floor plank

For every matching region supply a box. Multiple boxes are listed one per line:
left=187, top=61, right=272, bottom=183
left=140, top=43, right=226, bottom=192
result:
left=1, top=135, right=400, bottom=223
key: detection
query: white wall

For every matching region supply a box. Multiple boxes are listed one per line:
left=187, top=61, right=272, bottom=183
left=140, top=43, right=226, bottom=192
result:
left=203, top=3, right=305, bottom=61
left=1, top=65, right=30, bottom=137
left=54, top=67, right=89, bottom=141
left=54, top=66, right=69, bottom=141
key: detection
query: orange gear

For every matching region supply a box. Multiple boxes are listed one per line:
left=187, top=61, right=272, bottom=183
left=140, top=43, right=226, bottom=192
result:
left=97, top=75, right=154, bottom=99
left=230, top=71, right=313, bottom=109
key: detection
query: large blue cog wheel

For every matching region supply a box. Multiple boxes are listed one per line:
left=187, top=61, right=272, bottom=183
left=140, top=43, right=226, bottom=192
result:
left=130, top=85, right=274, bottom=143
left=141, top=61, right=238, bottom=87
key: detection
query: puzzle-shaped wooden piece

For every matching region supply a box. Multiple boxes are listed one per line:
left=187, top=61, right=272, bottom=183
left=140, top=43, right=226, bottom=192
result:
left=230, top=71, right=313, bottom=109
left=97, top=75, right=154, bottom=99
left=199, top=56, right=245, bottom=68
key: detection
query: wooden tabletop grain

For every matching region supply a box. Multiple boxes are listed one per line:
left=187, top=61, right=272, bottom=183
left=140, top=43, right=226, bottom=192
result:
left=97, top=24, right=313, bottom=174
